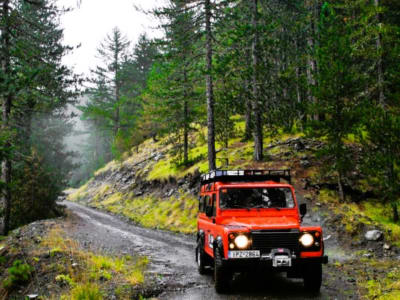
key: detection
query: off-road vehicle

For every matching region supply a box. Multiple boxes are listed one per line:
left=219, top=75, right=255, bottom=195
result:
left=196, top=170, right=328, bottom=293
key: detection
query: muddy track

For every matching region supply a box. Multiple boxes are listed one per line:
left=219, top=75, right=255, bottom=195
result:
left=62, top=201, right=358, bottom=299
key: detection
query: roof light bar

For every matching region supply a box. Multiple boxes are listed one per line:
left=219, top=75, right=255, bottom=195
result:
left=200, top=169, right=291, bottom=185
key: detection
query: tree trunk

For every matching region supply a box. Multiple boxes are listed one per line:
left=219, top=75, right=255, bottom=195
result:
left=205, top=0, right=216, bottom=171
left=1, top=0, right=12, bottom=236
left=243, top=79, right=252, bottom=141
left=338, top=171, right=345, bottom=202
left=251, top=0, right=263, bottom=161
left=392, top=203, right=399, bottom=223
left=114, top=74, right=120, bottom=138
left=183, top=67, right=189, bottom=165
left=306, top=0, right=318, bottom=121
left=374, top=0, right=385, bottom=106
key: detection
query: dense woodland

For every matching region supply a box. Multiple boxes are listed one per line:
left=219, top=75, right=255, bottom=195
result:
left=1, top=0, right=400, bottom=235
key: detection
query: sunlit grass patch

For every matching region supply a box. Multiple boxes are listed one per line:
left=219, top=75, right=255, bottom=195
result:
left=68, top=180, right=92, bottom=202
left=101, top=192, right=123, bottom=206
left=92, top=191, right=198, bottom=234
left=40, top=226, right=149, bottom=298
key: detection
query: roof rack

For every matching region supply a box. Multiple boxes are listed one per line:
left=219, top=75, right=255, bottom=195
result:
left=200, top=169, right=291, bottom=185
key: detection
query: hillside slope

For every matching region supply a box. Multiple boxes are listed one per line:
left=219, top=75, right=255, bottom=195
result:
left=68, top=124, right=399, bottom=246
left=66, top=125, right=400, bottom=298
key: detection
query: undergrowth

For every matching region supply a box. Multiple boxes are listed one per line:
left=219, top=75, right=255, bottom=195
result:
left=41, top=226, right=148, bottom=298
left=94, top=191, right=198, bottom=234
left=319, top=189, right=400, bottom=247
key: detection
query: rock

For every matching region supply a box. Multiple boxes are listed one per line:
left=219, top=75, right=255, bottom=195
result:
left=300, top=160, right=311, bottom=168
left=365, top=230, right=383, bottom=241
left=166, top=189, right=175, bottom=197
left=383, top=243, right=391, bottom=250
left=323, top=234, right=331, bottom=241
left=153, top=153, right=164, bottom=162
left=304, top=194, right=312, bottom=201
left=311, top=215, right=321, bottom=222
left=294, top=141, right=305, bottom=151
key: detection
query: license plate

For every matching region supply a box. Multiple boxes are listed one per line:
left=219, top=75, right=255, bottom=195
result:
left=272, top=255, right=291, bottom=267
left=228, top=250, right=260, bottom=259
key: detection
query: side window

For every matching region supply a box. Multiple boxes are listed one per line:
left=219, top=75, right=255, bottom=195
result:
left=198, top=196, right=203, bottom=212
left=199, top=196, right=206, bottom=213
left=212, top=194, right=216, bottom=216
left=204, top=195, right=210, bottom=214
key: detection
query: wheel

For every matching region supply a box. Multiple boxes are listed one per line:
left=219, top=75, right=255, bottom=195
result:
left=303, top=263, right=322, bottom=293
left=214, top=248, right=231, bottom=294
left=196, top=241, right=207, bottom=275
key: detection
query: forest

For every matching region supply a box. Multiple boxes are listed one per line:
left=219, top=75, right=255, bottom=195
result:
left=1, top=0, right=400, bottom=236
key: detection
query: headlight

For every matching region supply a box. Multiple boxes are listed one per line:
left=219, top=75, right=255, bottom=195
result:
left=234, top=235, right=249, bottom=249
left=299, top=233, right=314, bottom=247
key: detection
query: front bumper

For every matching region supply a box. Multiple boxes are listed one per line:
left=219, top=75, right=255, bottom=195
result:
left=222, top=255, right=328, bottom=271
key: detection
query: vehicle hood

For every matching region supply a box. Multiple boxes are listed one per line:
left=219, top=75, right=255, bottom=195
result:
left=220, top=216, right=299, bottom=230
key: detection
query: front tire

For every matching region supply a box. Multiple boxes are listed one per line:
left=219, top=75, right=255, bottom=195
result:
left=196, top=242, right=207, bottom=275
left=214, top=248, right=231, bottom=294
left=303, top=263, right=322, bottom=293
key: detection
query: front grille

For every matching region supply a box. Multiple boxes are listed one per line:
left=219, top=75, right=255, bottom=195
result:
left=251, top=230, right=300, bottom=254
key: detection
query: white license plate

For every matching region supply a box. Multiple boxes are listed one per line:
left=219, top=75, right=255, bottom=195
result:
left=272, top=255, right=291, bottom=267
left=228, top=250, right=260, bottom=259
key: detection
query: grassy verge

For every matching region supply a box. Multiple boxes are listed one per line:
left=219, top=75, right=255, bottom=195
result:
left=318, top=189, right=400, bottom=247
left=91, top=190, right=198, bottom=234
left=0, top=223, right=150, bottom=299
left=339, top=258, right=400, bottom=299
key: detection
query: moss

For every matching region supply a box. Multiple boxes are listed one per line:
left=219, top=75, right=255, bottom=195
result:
left=318, top=189, right=400, bottom=245
left=68, top=180, right=92, bottom=202
left=90, top=191, right=198, bottom=234
left=94, top=160, right=120, bottom=177
left=356, top=259, right=400, bottom=300
left=93, top=184, right=111, bottom=203
left=101, top=192, right=123, bottom=206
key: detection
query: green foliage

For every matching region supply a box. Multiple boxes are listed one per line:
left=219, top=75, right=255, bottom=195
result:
left=3, top=260, right=33, bottom=290
left=55, top=274, right=74, bottom=286
left=70, top=283, right=103, bottom=300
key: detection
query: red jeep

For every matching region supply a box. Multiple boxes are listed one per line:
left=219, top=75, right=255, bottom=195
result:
left=196, top=170, right=328, bottom=293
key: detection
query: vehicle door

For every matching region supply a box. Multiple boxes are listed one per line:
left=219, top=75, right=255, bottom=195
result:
left=204, top=193, right=217, bottom=257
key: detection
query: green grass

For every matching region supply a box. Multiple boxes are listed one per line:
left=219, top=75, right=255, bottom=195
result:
left=94, top=191, right=198, bottom=234
left=41, top=226, right=149, bottom=298
left=356, top=259, right=400, bottom=300
left=318, top=189, right=400, bottom=246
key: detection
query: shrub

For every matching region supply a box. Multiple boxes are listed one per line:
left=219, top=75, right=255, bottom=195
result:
left=3, top=259, right=33, bottom=290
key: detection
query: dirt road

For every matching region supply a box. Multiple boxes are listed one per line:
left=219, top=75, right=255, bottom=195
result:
left=62, top=201, right=358, bottom=299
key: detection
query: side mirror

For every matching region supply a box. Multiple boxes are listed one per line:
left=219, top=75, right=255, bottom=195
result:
left=300, top=203, right=307, bottom=217
left=206, top=206, right=213, bottom=218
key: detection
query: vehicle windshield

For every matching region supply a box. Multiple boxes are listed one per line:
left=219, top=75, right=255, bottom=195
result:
left=219, top=187, right=295, bottom=209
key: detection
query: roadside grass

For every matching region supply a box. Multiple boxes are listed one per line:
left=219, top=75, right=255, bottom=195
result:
left=68, top=180, right=92, bottom=202
left=94, top=191, right=198, bottom=234
left=42, top=225, right=149, bottom=299
left=0, top=224, right=150, bottom=299
left=318, top=189, right=400, bottom=247
left=349, top=258, right=400, bottom=299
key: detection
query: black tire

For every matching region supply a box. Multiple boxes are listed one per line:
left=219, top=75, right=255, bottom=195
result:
left=303, top=263, right=322, bottom=293
left=196, top=241, right=207, bottom=275
left=214, top=248, right=231, bottom=294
